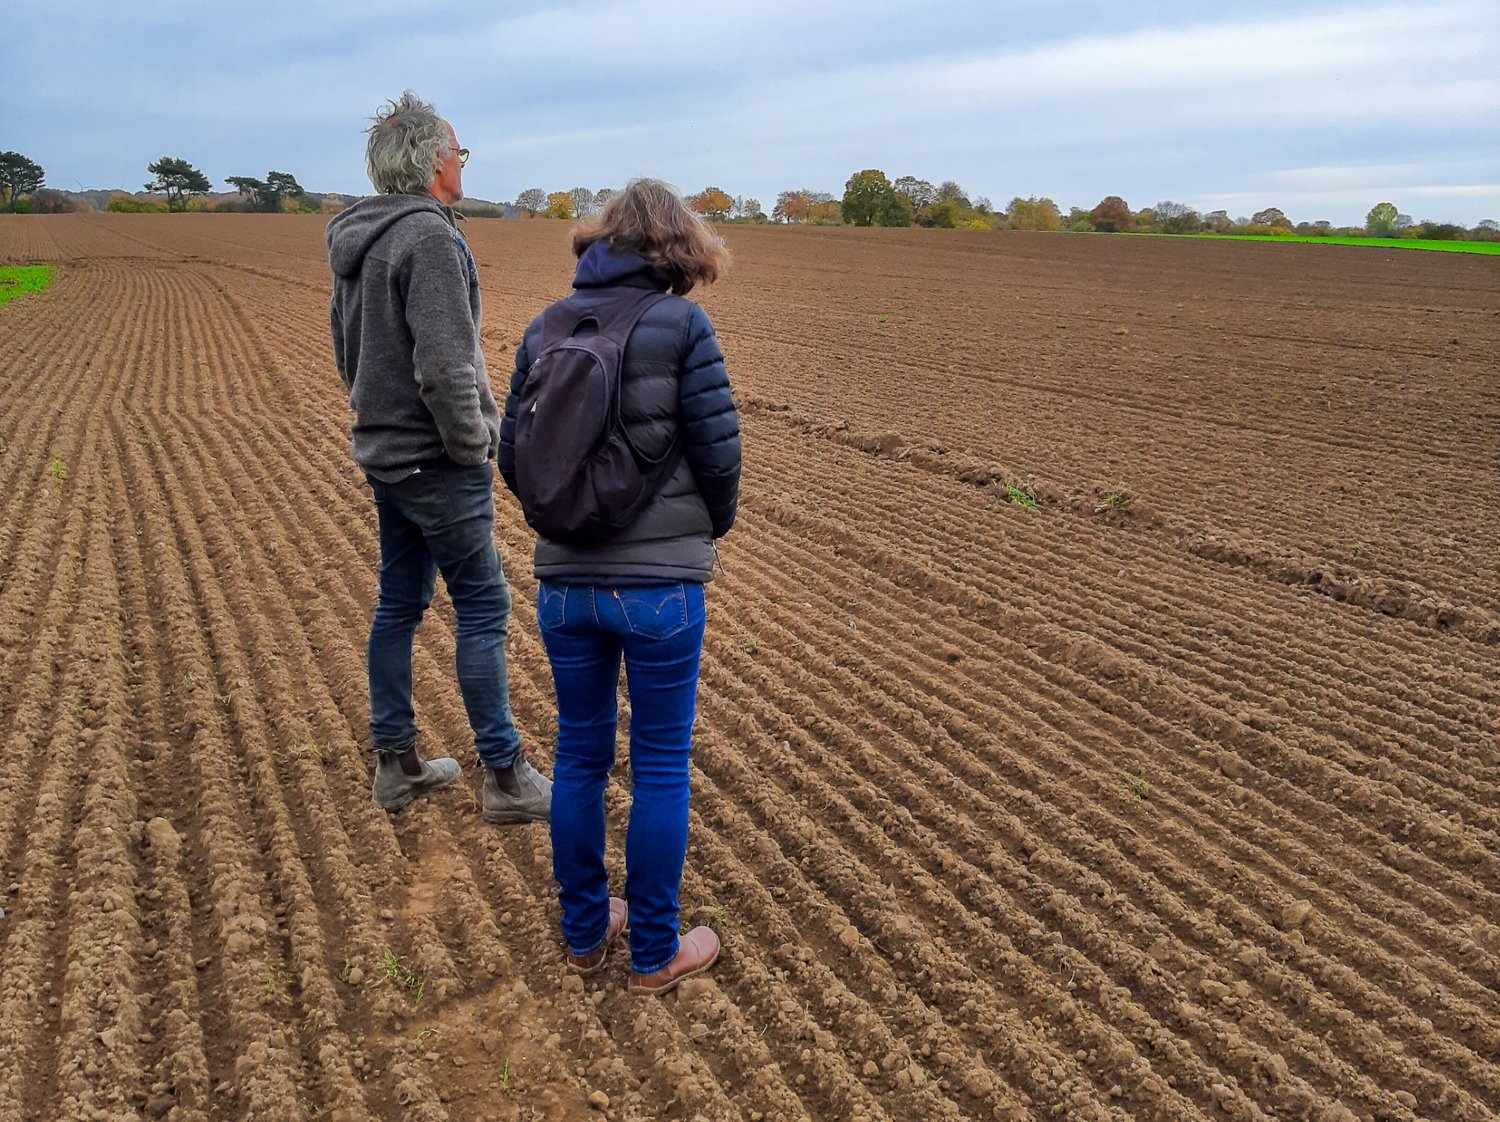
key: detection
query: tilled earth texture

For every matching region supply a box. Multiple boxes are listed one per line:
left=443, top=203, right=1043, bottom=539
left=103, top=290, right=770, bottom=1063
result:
left=0, top=214, right=1495, bottom=1122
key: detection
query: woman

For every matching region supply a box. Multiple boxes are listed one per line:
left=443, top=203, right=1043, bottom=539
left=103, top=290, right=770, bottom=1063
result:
left=499, top=178, right=740, bottom=994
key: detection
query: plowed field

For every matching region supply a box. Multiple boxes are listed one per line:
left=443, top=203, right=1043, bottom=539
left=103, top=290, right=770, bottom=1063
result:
left=0, top=213, right=1496, bottom=1122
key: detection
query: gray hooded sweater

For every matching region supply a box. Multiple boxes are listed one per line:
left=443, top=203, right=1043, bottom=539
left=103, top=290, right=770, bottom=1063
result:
left=327, top=194, right=500, bottom=481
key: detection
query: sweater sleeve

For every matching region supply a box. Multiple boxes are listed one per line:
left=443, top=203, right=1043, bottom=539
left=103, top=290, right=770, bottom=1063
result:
left=330, top=297, right=351, bottom=394
left=677, top=304, right=741, bottom=538
left=497, top=325, right=533, bottom=496
left=403, top=232, right=490, bottom=466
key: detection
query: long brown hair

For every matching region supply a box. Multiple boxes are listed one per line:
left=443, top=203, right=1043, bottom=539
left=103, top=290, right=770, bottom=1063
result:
left=572, top=178, right=730, bottom=295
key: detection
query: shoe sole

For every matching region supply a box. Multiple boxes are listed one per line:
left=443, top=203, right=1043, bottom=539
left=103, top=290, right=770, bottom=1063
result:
left=372, top=775, right=460, bottom=812
left=481, top=808, right=550, bottom=825
left=568, top=948, right=611, bottom=977
left=628, top=946, right=720, bottom=997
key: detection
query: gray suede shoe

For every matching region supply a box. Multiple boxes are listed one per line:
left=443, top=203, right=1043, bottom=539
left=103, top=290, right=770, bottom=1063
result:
left=481, top=753, right=552, bottom=825
left=371, top=749, right=461, bottom=811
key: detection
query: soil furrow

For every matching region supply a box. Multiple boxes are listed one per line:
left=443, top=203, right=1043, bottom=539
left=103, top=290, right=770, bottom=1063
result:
left=732, top=504, right=1500, bottom=1030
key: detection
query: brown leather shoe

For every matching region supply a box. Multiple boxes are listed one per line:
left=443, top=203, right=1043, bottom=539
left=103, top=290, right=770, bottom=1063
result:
left=628, top=926, right=720, bottom=996
left=566, top=897, right=628, bottom=976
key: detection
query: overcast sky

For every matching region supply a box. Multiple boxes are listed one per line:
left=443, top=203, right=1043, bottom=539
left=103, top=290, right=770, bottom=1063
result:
left=8, top=0, right=1498, bottom=225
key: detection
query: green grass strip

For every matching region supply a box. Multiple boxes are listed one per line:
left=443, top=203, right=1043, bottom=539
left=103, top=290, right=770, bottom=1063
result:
left=1187, top=234, right=1500, bottom=255
left=0, top=265, right=56, bottom=308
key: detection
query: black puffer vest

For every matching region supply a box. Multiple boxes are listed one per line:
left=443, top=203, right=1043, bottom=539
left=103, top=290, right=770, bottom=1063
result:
left=498, top=243, right=741, bottom=584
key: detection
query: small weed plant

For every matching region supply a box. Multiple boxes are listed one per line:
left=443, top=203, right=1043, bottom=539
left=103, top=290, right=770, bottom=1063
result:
left=1123, top=771, right=1150, bottom=803
left=1003, top=484, right=1038, bottom=510
left=376, top=950, right=425, bottom=1004
left=47, top=456, right=66, bottom=482
left=262, top=965, right=294, bottom=1000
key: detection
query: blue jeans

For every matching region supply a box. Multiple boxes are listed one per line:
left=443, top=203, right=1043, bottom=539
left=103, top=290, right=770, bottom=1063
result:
left=367, top=461, right=522, bottom=769
left=538, top=580, right=706, bottom=975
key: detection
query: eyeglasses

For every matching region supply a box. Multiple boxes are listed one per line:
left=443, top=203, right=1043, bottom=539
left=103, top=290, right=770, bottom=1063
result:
left=456, top=147, right=470, bottom=167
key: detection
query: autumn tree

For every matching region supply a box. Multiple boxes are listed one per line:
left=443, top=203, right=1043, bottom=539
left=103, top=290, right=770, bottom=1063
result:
left=893, top=176, right=936, bottom=210
left=1066, top=206, right=1093, bottom=232
left=935, top=180, right=970, bottom=208
left=1251, top=207, right=1291, bottom=228
left=567, top=186, right=595, bottom=219
left=544, top=191, right=573, bottom=219
left=515, top=188, right=547, bottom=217
left=1151, top=200, right=1196, bottom=234
left=774, top=189, right=811, bottom=223
left=146, top=157, right=212, bottom=212
left=1365, top=201, right=1398, bottom=236
left=841, top=169, right=907, bottom=227
left=925, top=199, right=965, bottom=228
left=808, top=194, right=841, bottom=224
left=689, top=186, right=734, bottom=221
left=1005, top=196, right=1061, bottom=232
left=593, top=187, right=615, bottom=213
left=1203, top=210, right=1232, bottom=233
left=29, top=189, right=76, bottom=214
left=0, top=151, right=44, bottom=211
left=1088, top=196, right=1133, bottom=233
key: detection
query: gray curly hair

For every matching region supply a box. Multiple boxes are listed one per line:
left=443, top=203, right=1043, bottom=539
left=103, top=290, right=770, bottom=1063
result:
left=365, top=90, right=453, bottom=195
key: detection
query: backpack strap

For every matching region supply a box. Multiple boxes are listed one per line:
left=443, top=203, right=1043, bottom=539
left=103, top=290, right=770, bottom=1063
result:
left=538, top=287, right=670, bottom=355
left=600, top=290, right=680, bottom=470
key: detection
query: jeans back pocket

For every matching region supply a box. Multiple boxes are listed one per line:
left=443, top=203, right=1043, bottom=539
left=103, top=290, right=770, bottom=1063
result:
left=537, top=581, right=571, bottom=632
left=616, top=583, right=693, bottom=640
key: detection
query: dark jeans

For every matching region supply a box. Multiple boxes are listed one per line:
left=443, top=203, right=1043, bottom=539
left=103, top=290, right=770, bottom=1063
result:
left=537, top=580, right=706, bottom=975
left=367, top=461, right=522, bottom=769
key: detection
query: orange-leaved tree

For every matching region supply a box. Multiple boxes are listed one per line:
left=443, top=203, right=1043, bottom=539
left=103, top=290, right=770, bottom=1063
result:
left=689, top=186, right=734, bottom=221
left=1088, top=195, right=1133, bottom=233
left=773, top=189, right=811, bottom=223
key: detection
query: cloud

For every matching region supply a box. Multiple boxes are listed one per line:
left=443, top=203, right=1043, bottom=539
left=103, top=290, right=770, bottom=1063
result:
left=1201, top=183, right=1500, bottom=209
left=734, top=1, right=1497, bottom=144
left=6, top=0, right=1498, bottom=222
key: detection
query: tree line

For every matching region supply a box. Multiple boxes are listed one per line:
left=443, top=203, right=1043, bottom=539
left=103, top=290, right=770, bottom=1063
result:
left=821, top=169, right=1498, bottom=242
left=3, top=149, right=1495, bottom=242
left=0, top=152, right=327, bottom=214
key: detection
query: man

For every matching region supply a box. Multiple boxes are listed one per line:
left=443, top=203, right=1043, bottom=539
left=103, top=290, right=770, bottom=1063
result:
left=326, top=90, right=551, bottom=823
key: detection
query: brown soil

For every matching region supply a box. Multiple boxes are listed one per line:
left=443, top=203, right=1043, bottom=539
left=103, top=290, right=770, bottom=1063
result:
left=0, top=213, right=1495, bottom=1122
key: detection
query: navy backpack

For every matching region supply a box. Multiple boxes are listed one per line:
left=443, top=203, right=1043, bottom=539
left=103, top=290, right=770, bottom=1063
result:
left=512, top=289, right=683, bottom=545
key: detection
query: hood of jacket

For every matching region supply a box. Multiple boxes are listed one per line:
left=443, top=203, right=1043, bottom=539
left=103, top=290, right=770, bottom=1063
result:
left=572, top=241, right=671, bottom=291
left=326, top=193, right=454, bottom=277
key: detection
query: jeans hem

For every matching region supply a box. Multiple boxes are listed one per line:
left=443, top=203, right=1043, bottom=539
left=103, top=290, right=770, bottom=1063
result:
left=372, top=735, right=417, bottom=754
left=567, top=927, right=611, bottom=959
left=630, top=936, right=680, bottom=977
left=475, top=741, right=523, bottom=770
